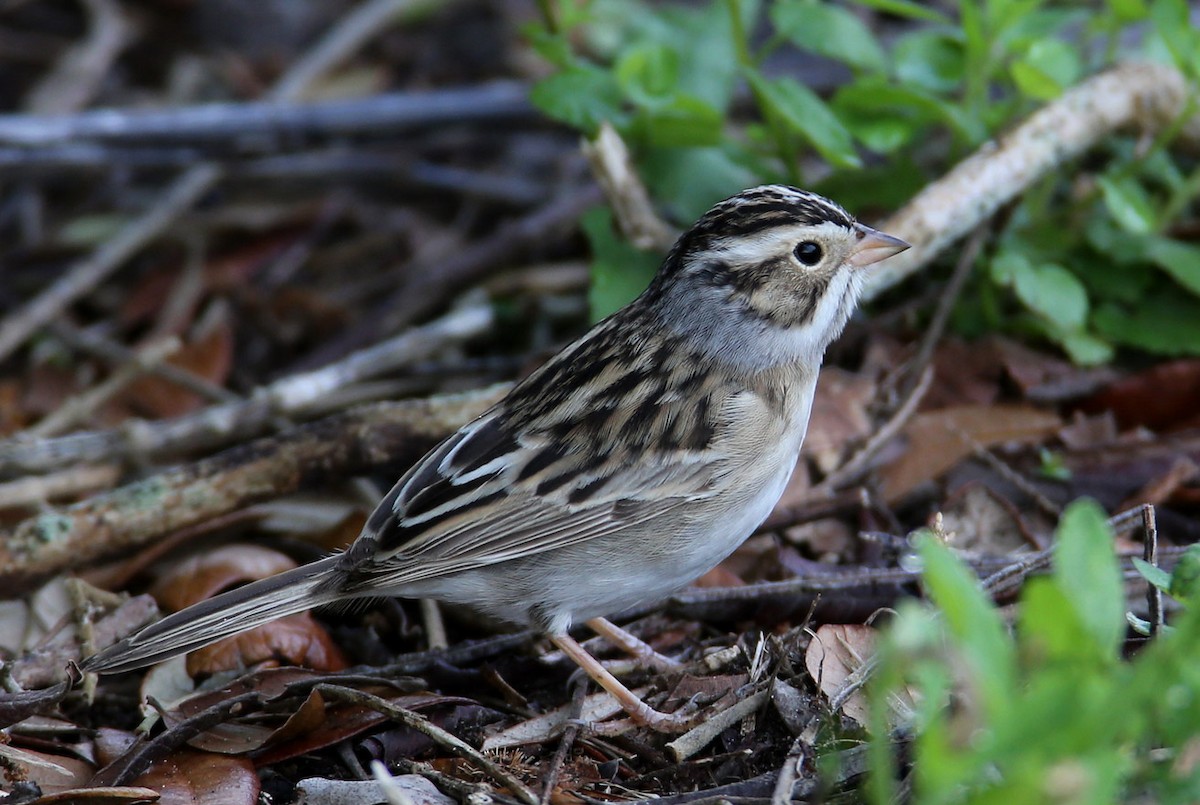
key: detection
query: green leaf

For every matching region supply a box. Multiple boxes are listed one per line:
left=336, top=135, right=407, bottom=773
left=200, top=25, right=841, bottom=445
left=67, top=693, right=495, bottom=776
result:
left=530, top=66, right=625, bottom=132
left=1145, top=237, right=1200, bottom=297
left=615, top=43, right=679, bottom=106
left=771, top=0, right=887, bottom=72
left=1084, top=210, right=1151, bottom=268
left=1019, top=579, right=1099, bottom=664
left=582, top=207, right=660, bottom=321
left=993, top=252, right=1090, bottom=330
left=848, top=0, right=950, bottom=23
left=630, top=95, right=723, bottom=147
left=1098, top=174, right=1159, bottom=235
left=1053, top=499, right=1125, bottom=659
left=894, top=30, right=966, bottom=93
left=745, top=71, right=862, bottom=168
left=1010, top=38, right=1082, bottom=100
left=1132, top=557, right=1173, bottom=592
left=1093, top=294, right=1200, bottom=355
left=1149, top=0, right=1198, bottom=74
left=669, top=0, right=743, bottom=109
left=834, top=77, right=982, bottom=145
left=833, top=79, right=922, bottom=153
left=1019, top=262, right=1089, bottom=329
left=1108, top=0, right=1149, bottom=21
left=1056, top=328, right=1114, bottom=366
left=1169, top=544, right=1200, bottom=601
left=915, top=533, right=1016, bottom=715
left=1126, top=611, right=1155, bottom=636
left=641, top=145, right=759, bottom=222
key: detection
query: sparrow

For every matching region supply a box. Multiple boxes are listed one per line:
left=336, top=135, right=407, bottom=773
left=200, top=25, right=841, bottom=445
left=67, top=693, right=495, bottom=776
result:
left=83, top=185, right=909, bottom=730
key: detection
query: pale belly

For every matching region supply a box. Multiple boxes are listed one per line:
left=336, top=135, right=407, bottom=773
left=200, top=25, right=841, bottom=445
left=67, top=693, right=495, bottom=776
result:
left=403, top=426, right=804, bottom=634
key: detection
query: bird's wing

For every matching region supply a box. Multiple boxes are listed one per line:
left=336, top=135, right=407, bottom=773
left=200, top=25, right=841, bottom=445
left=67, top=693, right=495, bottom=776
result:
left=338, top=407, right=725, bottom=588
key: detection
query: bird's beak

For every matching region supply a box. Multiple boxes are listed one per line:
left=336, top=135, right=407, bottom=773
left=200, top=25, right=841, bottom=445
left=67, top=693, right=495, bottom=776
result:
left=847, top=224, right=910, bottom=267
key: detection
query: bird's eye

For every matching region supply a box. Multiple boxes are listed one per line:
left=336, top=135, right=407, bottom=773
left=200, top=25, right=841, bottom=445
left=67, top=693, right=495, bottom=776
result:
left=793, top=241, right=823, bottom=266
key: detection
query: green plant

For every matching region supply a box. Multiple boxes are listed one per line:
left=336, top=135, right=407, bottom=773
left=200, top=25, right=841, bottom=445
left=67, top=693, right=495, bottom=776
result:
left=530, top=0, right=1200, bottom=361
left=865, top=500, right=1200, bottom=804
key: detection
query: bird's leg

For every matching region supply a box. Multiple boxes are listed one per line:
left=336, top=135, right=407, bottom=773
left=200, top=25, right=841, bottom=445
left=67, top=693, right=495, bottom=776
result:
left=549, top=633, right=698, bottom=732
left=585, top=617, right=679, bottom=671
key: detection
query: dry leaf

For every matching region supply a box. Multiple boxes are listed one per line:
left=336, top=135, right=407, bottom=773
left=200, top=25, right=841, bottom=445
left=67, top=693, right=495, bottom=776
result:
left=120, top=318, right=234, bottom=419
left=802, top=368, right=875, bottom=472
left=880, top=405, right=1061, bottom=502
left=149, top=545, right=348, bottom=676
left=131, top=748, right=258, bottom=805
left=0, top=742, right=92, bottom=794
left=805, top=623, right=876, bottom=727
left=1079, top=359, right=1200, bottom=430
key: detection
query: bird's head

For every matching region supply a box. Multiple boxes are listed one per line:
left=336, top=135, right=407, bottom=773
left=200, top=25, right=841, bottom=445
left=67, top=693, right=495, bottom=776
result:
left=649, top=185, right=909, bottom=369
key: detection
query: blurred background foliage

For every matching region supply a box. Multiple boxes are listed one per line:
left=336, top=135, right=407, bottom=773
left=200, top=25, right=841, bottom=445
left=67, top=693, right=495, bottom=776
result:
left=530, top=0, right=1200, bottom=365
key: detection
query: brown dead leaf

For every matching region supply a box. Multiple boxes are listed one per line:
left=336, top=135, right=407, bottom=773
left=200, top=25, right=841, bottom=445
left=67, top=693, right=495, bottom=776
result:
left=805, top=623, right=876, bottom=727
left=118, top=316, right=234, bottom=419
left=150, top=545, right=298, bottom=613
left=93, top=728, right=139, bottom=768
left=802, top=368, right=875, bottom=472
left=0, top=379, right=27, bottom=436
left=130, top=748, right=258, bottom=805
left=926, top=338, right=1005, bottom=408
left=880, top=405, right=1062, bottom=502
left=120, top=235, right=296, bottom=330
left=185, top=612, right=349, bottom=678
left=0, top=741, right=93, bottom=794
left=149, top=545, right=348, bottom=676
left=1058, top=411, right=1119, bottom=450
left=1079, top=359, right=1200, bottom=431
left=255, top=692, right=476, bottom=765
left=665, top=673, right=745, bottom=711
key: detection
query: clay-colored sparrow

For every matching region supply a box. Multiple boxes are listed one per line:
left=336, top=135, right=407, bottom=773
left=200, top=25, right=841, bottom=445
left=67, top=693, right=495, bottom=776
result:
left=84, top=185, right=909, bottom=730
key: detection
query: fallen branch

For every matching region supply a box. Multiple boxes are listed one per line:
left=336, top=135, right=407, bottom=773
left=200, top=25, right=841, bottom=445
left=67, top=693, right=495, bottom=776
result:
left=864, top=62, right=1200, bottom=300
left=0, top=83, right=533, bottom=150
left=0, top=385, right=507, bottom=595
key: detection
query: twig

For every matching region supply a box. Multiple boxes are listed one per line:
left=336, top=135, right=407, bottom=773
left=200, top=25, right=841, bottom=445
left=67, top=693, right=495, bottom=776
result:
left=0, top=463, right=120, bottom=509
left=539, top=677, right=588, bottom=805
left=864, top=63, right=1200, bottom=301
left=1143, top=504, right=1162, bottom=636
left=0, top=163, right=221, bottom=364
left=898, top=223, right=989, bottom=401
left=23, top=0, right=133, bottom=115
left=0, top=84, right=534, bottom=150
left=272, top=0, right=440, bottom=101
left=956, top=429, right=1063, bottom=519
left=583, top=123, right=675, bottom=251
left=0, top=304, right=495, bottom=475
left=316, top=684, right=540, bottom=805
left=664, top=688, right=769, bottom=762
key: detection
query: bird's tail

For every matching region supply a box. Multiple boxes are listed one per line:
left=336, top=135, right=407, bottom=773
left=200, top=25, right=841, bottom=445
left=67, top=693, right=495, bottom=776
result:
left=82, top=555, right=344, bottom=675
